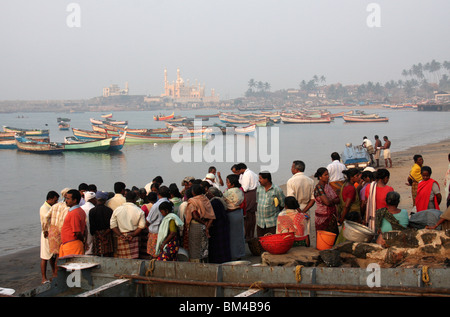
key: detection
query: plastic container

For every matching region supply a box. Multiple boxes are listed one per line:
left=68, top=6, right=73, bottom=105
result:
left=259, top=232, right=295, bottom=255
left=316, top=230, right=336, bottom=250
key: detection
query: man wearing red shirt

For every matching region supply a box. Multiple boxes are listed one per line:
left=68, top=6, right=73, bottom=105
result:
left=59, top=189, right=86, bottom=257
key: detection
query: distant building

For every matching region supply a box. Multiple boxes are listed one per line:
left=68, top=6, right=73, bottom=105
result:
left=161, top=68, right=219, bottom=103
left=103, top=82, right=129, bottom=97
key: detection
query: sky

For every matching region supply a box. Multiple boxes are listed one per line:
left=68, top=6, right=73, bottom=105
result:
left=0, top=0, right=449, bottom=100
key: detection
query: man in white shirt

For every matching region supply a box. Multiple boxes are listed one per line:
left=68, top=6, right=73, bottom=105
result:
left=236, top=163, right=259, bottom=241
left=362, top=136, right=375, bottom=165
left=110, top=191, right=146, bottom=259
left=40, top=191, right=59, bottom=284
left=326, top=152, right=347, bottom=195
left=81, top=191, right=96, bottom=255
left=106, top=181, right=126, bottom=211
left=286, top=160, right=315, bottom=213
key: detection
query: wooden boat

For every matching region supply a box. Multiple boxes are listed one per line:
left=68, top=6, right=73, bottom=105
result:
left=57, top=117, right=71, bottom=123
left=110, top=132, right=126, bottom=151
left=251, top=117, right=273, bottom=127
left=59, top=122, right=70, bottom=131
left=3, top=126, right=49, bottom=136
left=71, top=129, right=126, bottom=151
left=219, top=114, right=251, bottom=125
left=0, top=131, right=16, bottom=140
left=342, top=115, right=389, bottom=123
left=90, top=118, right=104, bottom=125
left=101, top=113, right=113, bottom=118
left=64, top=136, right=112, bottom=152
left=105, top=118, right=128, bottom=125
left=15, top=137, right=64, bottom=154
left=91, top=125, right=171, bottom=136
left=153, top=112, right=175, bottom=121
left=0, top=139, right=17, bottom=149
left=281, top=115, right=332, bottom=124
left=195, top=113, right=219, bottom=118
left=234, top=124, right=256, bottom=136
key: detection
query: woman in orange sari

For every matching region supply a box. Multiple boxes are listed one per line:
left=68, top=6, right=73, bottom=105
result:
left=416, top=166, right=442, bottom=212
left=406, top=155, right=423, bottom=207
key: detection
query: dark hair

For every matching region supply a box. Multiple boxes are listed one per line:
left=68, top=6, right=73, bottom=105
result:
left=208, top=166, right=216, bottom=173
left=227, top=174, right=241, bottom=188
left=114, top=182, right=126, bottom=194
left=386, top=191, right=400, bottom=206
left=67, top=189, right=81, bottom=204
left=314, top=167, right=328, bottom=179
left=200, top=181, right=211, bottom=191
left=375, top=168, right=390, bottom=180
left=342, top=168, right=360, bottom=180
left=284, top=196, right=300, bottom=209
left=46, top=190, right=59, bottom=200
left=159, top=201, right=174, bottom=213
left=231, top=164, right=239, bottom=172
left=169, top=183, right=182, bottom=198
left=88, top=184, right=97, bottom=192
left=151, top=182, right=160, bottom=192
left=259, top=172, right=272, bottom=183
left=413, top=154, right=422, bottom=163
left=153, top=176, right=163, bottom=185
left=126, top=190, right=137, bottom=202
left=185, top=187, right=194, bottom=199
left=331, top=152, right=340, bottom=161
left=237, top=163, right=247, bottom=170
left=361, top=171, right=374, bottom=181
left=292, top=160, right=305, bottom=172
left=191, top=184, right=204, bottom=196
left=147, top=191, right=158, bottom=203
left=78, top=183, right=88, bottom=191
left=158, top=185, right=171, bottom=198
left=421, top=166, right=432, bottom=175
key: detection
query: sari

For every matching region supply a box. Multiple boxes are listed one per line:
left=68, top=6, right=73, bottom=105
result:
left=375, top=208, right=408, bottom=233
left=314, top=183, right=339, bottom=234
left=365, top=182, right=394, bottom=231
left=276, top=209, right=310, bottom=242
left=156, top=213, right=183, bottom=261
left=416, top=179, right=440, bottom=212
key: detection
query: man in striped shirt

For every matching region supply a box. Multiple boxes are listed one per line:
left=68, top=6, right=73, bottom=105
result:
left=256, top=172, right=286, bottom=237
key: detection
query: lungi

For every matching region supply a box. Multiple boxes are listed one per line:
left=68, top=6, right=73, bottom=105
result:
left=48, top=225, right=62, bottom=254
left=147, top=232, right=158, bottom=257
left=188, top=221, right=208, bottom=261
left=114, top=233, right=139, bottom=259
left=244, top=189, right=257, bottom=240
left=92, top=230, right=114, bottom=256
left=59, top=240, right=84, bottom=258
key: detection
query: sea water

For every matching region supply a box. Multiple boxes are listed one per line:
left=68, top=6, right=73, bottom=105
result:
left=0, top=107, right=449, bottom=255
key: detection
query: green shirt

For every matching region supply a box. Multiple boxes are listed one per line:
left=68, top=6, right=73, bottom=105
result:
left=256, top=184, right=286, bottom=228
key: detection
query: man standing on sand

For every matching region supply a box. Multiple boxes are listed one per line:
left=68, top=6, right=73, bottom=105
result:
left=382, top=136, right=392, bottom=168
left=326, top=152, right=347, bottom=195
left=374, top=135, right=382, bottom=168
left=286, top=160, right=315, bottom=214
left=59, top=189, right=87, bottom=257
left=362, top=136, right=375, bottom=165
left=236, top=163, right=259, bottom=241
left=106, top=182, right=126, bottom=211
left=40, top=191, right=59, bottom=284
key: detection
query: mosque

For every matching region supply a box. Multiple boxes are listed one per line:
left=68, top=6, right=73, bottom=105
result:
left=161, top=68, right=219, bottom=103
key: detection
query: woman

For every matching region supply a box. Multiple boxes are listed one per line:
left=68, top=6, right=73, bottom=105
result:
left=223, top=174, right=246, bottom=260
left=338, top=168, right=362, bottom=225
left=183, top=184, right=216, bottom=262
left=207, top=187, right=232, bottom=264
left=358, top=170, right=374, bottom=215
left=313, top=167, right=340, bottom=235
left=364, top=169, right=394, bottom=231
left=141, top=192, right=157, bottom=218
left=169, top=183, right=183, bottom=216
left=416, top=166, right=442, bottom=212
left=375, top=191, right=409, bottom=234
left=156, top=201, right=184, bottom=261
left=406, top=155, right=424, bottom=207
left=276, top=196, right=310, bottom=246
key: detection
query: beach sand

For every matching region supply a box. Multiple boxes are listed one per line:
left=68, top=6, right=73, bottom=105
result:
left=1, top=138, right=449, bottom=296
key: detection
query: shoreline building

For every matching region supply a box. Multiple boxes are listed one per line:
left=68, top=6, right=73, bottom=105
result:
left=161, top=68, right=219, bottom=103
left=103, top=82, right=129, bottom=98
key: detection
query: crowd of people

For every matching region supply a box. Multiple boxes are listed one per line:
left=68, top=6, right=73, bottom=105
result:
left=38, top=153, right=450, bottom=284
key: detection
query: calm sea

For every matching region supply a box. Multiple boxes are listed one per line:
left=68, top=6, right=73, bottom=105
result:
left=0, top=107, right=449, bottom=256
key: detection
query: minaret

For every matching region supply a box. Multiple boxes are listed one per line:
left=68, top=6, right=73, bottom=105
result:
left=164, top=68, right=168, bottom=96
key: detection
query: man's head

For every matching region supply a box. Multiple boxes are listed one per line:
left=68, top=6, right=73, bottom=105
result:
left=46, top=191, right=60, bottom=206
left=291, top=160, right=305, bottom=174
left=331, top=152, right=340, bottom=161
left=259, top=172, right=272, bottom=187
left=114, top=182, right=126, bottom=194
left=158, top=185, right=171, bottom=199
left=65, top=189, right=81, bottom=208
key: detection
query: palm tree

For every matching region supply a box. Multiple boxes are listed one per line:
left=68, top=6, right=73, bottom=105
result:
left=248, top=79, right=256, bottom=92
left=429, top=59, right=441, bottom=83
left=264, top=82, right=271, bottom=92
left=443, top=61, right=450, bottom=74
left=320, top=75, right=326, bottom=85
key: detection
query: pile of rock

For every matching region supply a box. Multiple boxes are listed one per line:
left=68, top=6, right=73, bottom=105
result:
left=261, top=229, right=450, bottom=268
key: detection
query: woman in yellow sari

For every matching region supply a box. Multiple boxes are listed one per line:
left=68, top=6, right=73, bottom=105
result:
left=406, top=155, right=423, bottom=207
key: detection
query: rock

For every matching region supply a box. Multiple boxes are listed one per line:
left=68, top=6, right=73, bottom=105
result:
left=385, top=247, right=408, bottom=265
left=382, top=229, right=419, bottom=248
left=353, top=243, right=384, bottom=259
left=319, top=249, right=341, bottom=267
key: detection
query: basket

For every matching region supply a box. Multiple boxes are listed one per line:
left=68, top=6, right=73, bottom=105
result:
left=247, top=237, right=264, bottom=256
left=258, top=232, right=295, bottom=255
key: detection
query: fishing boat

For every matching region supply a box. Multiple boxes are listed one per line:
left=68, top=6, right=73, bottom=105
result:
left=153, top=112, right=175, bottom=121
left=251, top=117, right=273, bottom=127
left=234, top=124, right=256, bottom=136
left=15, top=137, right=64, bottom=154
left=219, top=114, right=251, bottom=125
left=195, top=113, right=219, bottom=118
left=56, top=117, right=71, bottom=123
left=101, top=113, right=113, bottom=118
left=3, top=126, right=50, bottom=136
left=105, top=118, right=129, bottom=125
left=90, top=118, right=104, bottom=125
left=0, top=139, right=17, bottom=149
left=109, top=132, right=126, bottom=151
left=71, top=129, right=126, bottom=151
left=342, top=115, right=389, bottom=123
left=64, top=136, right=112, bottom=152
left=58, top=122, right=70, bottom=131
left=0, top=131, right=16, bottom=140
left=280, top=115, right=332, bottom=124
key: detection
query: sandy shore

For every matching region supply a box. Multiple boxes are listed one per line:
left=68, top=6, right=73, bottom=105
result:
left=1, top=138, right=449, bottom=295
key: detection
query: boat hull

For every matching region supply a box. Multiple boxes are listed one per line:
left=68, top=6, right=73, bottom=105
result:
left=15, top=138, right=64, bottom=154
left=342, top=115, right=389, bottom=122
left=64, top=138, right=112, bottom=152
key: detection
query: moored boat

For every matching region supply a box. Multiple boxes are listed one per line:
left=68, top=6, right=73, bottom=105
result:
left=15, top=137, right=64, bottom=154
left=281, top=115, right=332, bottom=124
left=64, top=136, right=112, bottom=152
left=342, top=115, right=389, bottom=123
left=101, top=113, right=113, bottom=118
left=3, top=126, right=50, bottom=136
left=153, top=112, right=175, bottom=121
left=59, top=122, right=70, bottom=130
left=0, top=139, right=17, bottom=149
left=234, top=124, right=256, bottom=136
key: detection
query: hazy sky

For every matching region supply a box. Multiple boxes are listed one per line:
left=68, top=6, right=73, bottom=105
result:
left=1, top=0, right=449, bottom=100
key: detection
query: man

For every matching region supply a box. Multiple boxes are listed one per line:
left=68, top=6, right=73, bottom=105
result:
left=146, top=186, right=171, bottom=257
left=110, top=191, right=146, bottom=259
left=382, top=136, right=392, bottom=168
left=204, top=173, right=220, bottom=189
left=44, top=188, right=70, bottom=260
left=374, top=135, right=382, bottom=168
left=89, top=191, right=114, bottom=257
left=59, top=189, right=86, bottom=257
left=362, top=136, right=375, bottom=165
left=326, top=152, right=347, bottom=195
left=40, top=191, right=59, bottom=284
left=81, top=191, right=96, bottom=255
left=78, top=183, right=89, bottom=206
left=236, top=163, right=259, bottom=241
left=106, top=181, right=126, bottom=211
left=208, top=166, right=224, bottom=186
left=286, top=160, right=315, bottom=213
left=256, top=172, right=285, bottom=237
